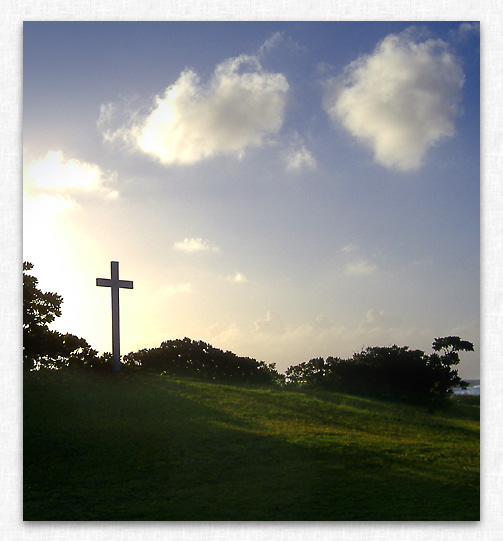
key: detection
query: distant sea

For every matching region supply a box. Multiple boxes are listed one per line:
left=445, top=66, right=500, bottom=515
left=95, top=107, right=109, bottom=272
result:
left=453, top=379, right=480, bottom=396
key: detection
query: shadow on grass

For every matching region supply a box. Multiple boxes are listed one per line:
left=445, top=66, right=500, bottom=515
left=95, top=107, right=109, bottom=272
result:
left=23, top=371, right=479, bottom=521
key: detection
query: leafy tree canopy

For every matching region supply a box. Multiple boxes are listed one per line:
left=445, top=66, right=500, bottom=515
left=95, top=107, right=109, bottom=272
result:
left=432, top=336, right=474, bottom=356
left=286, top=338, right=473, bottom=410
left=124, top=337, right=284, bottom=385
left=23, top=262, right=102, bottom=370
left=23, top=262, right=62, bottom=333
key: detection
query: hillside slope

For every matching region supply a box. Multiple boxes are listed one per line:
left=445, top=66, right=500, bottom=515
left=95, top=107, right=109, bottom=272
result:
left=23, top=371, right=479, bottom=521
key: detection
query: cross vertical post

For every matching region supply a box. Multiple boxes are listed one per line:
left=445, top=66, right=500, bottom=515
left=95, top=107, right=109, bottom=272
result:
left=96, top=261, right=133, bottom=371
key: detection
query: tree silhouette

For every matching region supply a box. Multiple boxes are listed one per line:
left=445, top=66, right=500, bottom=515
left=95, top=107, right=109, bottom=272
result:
left=286, top=338, right=472, bottom=408
left=23, top=262, right=99, bottom=370
left=23, top=262, right=63, bottom=370
left=124, top=337, right=283, bottom=385
left=426, top=336, right=472, bottom=411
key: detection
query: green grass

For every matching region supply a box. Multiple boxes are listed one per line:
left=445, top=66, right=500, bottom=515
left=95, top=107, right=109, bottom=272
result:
left=23, top=370, right=479, bottom=521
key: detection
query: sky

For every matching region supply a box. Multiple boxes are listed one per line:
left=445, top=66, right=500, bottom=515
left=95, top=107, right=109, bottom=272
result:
left=22, top=21, right=480, bottom=378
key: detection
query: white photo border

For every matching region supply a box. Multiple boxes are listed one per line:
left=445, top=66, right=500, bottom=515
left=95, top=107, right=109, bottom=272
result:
left=2, top=1, right=499, bottom=540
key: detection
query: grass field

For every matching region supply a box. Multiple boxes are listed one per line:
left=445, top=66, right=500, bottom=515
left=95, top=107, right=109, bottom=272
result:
left=23, top=370, right=479, bottom=521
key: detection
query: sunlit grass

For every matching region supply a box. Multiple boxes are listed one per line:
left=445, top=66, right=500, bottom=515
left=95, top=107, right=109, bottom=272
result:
left=23, top=370, right=479, bottom=521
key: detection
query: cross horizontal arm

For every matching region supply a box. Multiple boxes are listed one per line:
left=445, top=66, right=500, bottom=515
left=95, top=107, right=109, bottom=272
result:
left=96, top=278, right=133, bottom=289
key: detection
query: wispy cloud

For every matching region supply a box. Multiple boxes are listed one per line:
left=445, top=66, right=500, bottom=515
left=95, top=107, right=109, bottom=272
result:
left=285, top=137, right=317, bottom=172
left=345, top=259, right=376, bottom=276
left=254, top=311, right=286, bottom=335
left=173, top=237, right=221, bottom=253
left=342, top=243, right=358, bottom=253
left=160, top=283, right=192, bottom=296
left=324, top=28, right=465, bottom=171
left=258, top=31, right=307, bottom=57
left=359, top=309, right=400, bottom=330
left=102, top=53, right=289, bottom=166
left=227, top=272, right=249, bottom=283
left=23, top=192, right=78, bottom=222
left=25, top=150, right=119, bottom=201
left=205, top=309, right=427, bottom=374
left=341, top=244, right=376, bottom=275
left=259, top=31, right=286, bottom=55
left=450, top=22, right=480, bottom=43
left=309, top=314, right=335, bottom=333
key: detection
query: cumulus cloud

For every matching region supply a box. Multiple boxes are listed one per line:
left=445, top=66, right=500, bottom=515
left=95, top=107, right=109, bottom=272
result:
left=103, top=54, right=289, bottom=165
left=324, top=29, right=465, bottom=171
left=173, top=237, right=221, bottom=253
left=205, top=309, right=426, bottom=374
left=253, top=311, right=286, bottom=335
left=227, top=272, right=249, bottom=283
left=25, top=150, right=119, bottom=200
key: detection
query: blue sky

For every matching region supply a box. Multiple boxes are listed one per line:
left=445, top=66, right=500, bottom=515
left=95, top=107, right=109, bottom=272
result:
left=23, top=21, right=480, bottom=377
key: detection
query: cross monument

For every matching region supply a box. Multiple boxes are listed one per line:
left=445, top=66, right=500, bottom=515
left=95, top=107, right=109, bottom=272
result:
left=96, top=261, right=133, bottom=371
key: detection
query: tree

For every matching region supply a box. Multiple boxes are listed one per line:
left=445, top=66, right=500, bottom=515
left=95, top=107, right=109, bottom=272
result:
left=426, top=336, right=471, bottom=411
left=123, top=337, right=283, bottom=385
left=285, top=337, right=474, bottom=409
left=23, top=262, right=100, bottom=370
left=23, top=262, right=63, bottom=370
left=432, top=336, right=475, bottom=357
left=285, top=356, right=343, bottom=390
left=23, top=262, right=62, bottom=331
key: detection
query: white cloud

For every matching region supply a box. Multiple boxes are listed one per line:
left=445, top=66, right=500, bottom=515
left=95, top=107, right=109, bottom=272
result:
left=24, top=192, right=78, bottom=216
left=25, top=150, right=119, bottom=200
left=309, top=314, right=335, bottom=333
left=359, top=309, right=401, bottom=331
left=285, top=143, right=317, bottom=172
left=160, top=283, right=192, bottom=296
left=451, top=22, right=480, bottom=42
left=345, top=259, right=376, bottom=276
left=342, top=245, right=376, bottom=276
left=23, top=193, right=79, bottom=247
left=97, top=102, right=115, bottom=128
left=258, top=31, right=307, bottom=57
left=253, top=311, right=286, bottom=335
left=173, top=237, right=221, bottom=253
left=259, top=31, right=285, bottom=55
left=227, top=272, right=249, bottom=283
left=205, top=309, right=427, bottom=373
left=458, top=22, right=480, bottom=37
left=104, top=54, right=289, bottom=165
left=324, top=29, right=465, bottom=171
left=284, top=132, right=316, bottom=172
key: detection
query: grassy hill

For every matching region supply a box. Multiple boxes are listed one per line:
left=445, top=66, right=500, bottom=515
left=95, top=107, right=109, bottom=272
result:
left=23, top=370, right=479, bottom=521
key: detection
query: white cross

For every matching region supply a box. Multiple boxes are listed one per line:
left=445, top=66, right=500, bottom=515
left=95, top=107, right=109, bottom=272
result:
left=96, top=261, right=133, bottom=371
